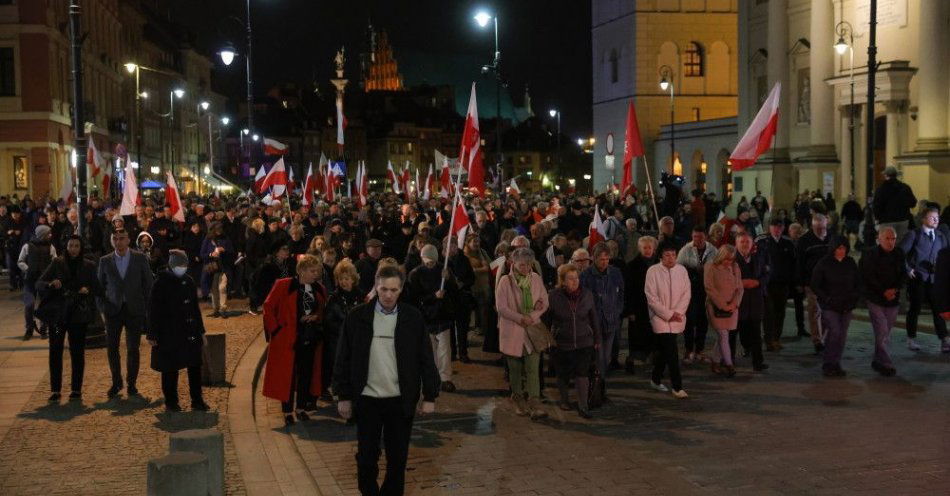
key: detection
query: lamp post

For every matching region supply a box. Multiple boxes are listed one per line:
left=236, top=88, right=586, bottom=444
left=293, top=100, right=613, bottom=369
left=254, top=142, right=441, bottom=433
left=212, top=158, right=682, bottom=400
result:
left=475, top=10, right=503, bottom=188
left=69, top=0, right=87, bottom=237
left=219, top=0, right=255, bottom=142
left=835, top=21, right=855, bottom=195
left=658, top=65, right=675, bottom=170
left=124, top=62, right=177, bottom=176
left=167, top=88, right=185, bottom=176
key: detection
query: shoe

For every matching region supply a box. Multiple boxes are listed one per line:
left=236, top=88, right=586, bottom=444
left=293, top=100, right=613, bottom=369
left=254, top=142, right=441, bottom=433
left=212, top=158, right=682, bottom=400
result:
left=834, top=366, right=847, bottom=377
left=284, top=414, right=296, bottom=425
left=107, top=385, right=121, bottom=398
left=624, top=357, right=637, bottom=375
left=724, top=365, right=737, bottom=378
left=295, top=410, right=310, bottom=421
left=577, top=407, right=592, bottom=419
left=207, top=312, right=221, bottom=318
left=68, top=391, right=82, bottom=400
left=192, top=401, right=211, bottom=411
left=650, top=381, right=669, bottom=392
left=753, top=363, right=770, bottom=372
left=682, top=352, right=695, bottom=365
left=459, top=355, right=472, bottom=364
left=48, top=392, right=61, bottom=402
left=558, top=401, right=573, bottom=411
left=510, top=394, right=528, bottom=416
left=38, top=329, right=48, bottom=340
left=796, top=329, right=809, bottom=338
left=672, top=389, right=689, bottom=399
left=247, top=309, right=260, bottom=316
left=942, top=337, right=950, bottom=354
left=871, top=361, right=884, bottom=373
left=696, top=353, right=712, bottom=364
left=440, top=381, right=457, bottom=393
left=814, top=343, right=825, bottom=355
left=220, top=313, right=229, bottom=319
left=882, top=366, right=897, bottom=377
left=127, top=387, right=140, bottom=397
left=527, top=398, right=548, bottom=420
left=23, top=329, right=33, bottom=341
left=165, top=403, right=182, bottom=412
left=711, top=362, right=723, bottom=375
left=907, top=338, right=921, bottom=351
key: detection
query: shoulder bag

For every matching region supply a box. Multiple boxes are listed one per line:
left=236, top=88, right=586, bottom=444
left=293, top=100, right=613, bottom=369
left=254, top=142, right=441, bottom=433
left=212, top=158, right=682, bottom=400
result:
left=508, top=274, right=555, bottom=352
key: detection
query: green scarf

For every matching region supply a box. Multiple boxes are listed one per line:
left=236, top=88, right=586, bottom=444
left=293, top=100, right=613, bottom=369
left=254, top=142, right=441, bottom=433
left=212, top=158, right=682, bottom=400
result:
left=514, top=273, right=533, bottom=314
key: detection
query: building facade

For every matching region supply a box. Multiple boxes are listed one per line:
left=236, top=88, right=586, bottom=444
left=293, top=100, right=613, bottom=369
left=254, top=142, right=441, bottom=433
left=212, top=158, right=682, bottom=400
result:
left=591, top=0, right=739, bottom=194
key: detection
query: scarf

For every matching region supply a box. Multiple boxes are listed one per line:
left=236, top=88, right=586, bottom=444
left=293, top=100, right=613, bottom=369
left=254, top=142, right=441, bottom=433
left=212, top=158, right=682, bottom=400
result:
left=514, top=272, right=533, bottom=314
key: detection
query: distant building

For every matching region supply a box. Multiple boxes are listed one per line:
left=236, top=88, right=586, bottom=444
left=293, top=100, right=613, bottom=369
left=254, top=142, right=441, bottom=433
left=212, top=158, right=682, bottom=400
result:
left=364, top=30, right=404, bottom=92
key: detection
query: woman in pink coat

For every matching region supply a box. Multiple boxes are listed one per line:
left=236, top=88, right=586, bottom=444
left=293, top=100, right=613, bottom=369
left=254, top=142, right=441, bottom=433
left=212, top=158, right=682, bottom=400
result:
left=495, top=248, right=549, bottom=419
left=704, top=244, right=744, bottom=377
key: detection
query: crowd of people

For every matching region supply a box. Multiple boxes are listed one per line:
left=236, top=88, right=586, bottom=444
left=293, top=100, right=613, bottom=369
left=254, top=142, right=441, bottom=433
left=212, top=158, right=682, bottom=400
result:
left=3, top=163, right=949, bottom=495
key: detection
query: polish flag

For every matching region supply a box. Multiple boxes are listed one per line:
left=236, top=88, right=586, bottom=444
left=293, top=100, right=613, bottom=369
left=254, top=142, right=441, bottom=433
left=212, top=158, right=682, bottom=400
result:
left=118, top=164, right=139, bottom=216
left=508, top=178, right=521, bottom=198
left=260, top=158, right=288, bottom=197
left=588, top=207, right=607, bottom=249
left=439, top=156, right=452, bottom=198
left=459, top=83, right=484, bottom=196
left=401, top=164, right=411, bottom=200
left=386, top=161, right=401, bottom=194
left=101, top=173, right=111, bottom=198
left=423, top=164, right=433, bottom=200
left=621, top=101, right=643, bottom=196
left=263, top=138, right=288, bottom=156
left=254, top=165, right=267, bottom=193
left=336, top=99, right=347, bottom=153
left=318, top=153, right=328, bottom=197
left=166, top=171, right=185, bottom=223
left=359, top=161, right=369, bottom=205
left=59, top=168, right=75, bottom=203
left=302, top=162, right=316, bottom=206
left=287, top=165, right=297, bottom=194
left=87, top=137, right=106, bottom=178
left=730, top=82, right=782, bottom=171
left=450, top=195, right=470, bottom=250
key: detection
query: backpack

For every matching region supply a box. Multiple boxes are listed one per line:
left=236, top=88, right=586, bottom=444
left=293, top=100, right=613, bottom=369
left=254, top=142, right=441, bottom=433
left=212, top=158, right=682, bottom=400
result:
left=25, top=242, right=52, bottom=284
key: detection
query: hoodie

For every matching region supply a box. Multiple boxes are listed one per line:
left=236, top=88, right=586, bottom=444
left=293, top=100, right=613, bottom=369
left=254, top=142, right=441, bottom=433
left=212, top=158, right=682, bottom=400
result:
left=810, top=237, right=859, bottom=312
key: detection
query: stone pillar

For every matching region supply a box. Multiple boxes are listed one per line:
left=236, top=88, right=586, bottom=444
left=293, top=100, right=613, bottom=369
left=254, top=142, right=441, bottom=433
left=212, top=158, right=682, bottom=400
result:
left=840, top=108, right=853, bottom=196
left=170, top=429, right=224, bottom=496
left=809, top=0, right=836, bottom=156
left=201, top=333, right=226, bottom=385
left=147, top=451, right=208, bottom=496
left=767, top=0, right=790, bottom=151
left=916, top=0, right=949, bottom=150
left=886, top=102, right=902, bottom=168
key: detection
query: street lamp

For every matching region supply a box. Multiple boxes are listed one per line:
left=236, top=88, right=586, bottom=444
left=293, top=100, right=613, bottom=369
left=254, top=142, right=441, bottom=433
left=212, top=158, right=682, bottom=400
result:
left=473, top=10, right=503, bottom=190
left=548, top=108, right=561, bottom=175
left=173, top=88, right=185, bottom=99
left=252, top=133, right=259, bottom=141
left=835, top=20, right=856, bottom=195
left=221, top=116, right=230, bottom=126
left=218, top=1, right=255, bottom=140
left=200, top=100, right=210, bottom=111
left=139, top=91, right=149, bottom=99
left=658, top=64, right=676, bottom=170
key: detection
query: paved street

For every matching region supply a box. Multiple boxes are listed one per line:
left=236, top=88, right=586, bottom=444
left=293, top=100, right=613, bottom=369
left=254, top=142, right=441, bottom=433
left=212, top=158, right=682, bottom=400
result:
left=0, top=288, right=948, bottom=495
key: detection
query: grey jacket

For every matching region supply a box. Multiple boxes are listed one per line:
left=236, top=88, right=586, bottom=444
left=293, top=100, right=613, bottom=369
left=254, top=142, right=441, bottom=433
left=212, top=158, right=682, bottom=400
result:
left=97, top=250, right=154, bottom=318
left=544, top=287, right=601, bottom=351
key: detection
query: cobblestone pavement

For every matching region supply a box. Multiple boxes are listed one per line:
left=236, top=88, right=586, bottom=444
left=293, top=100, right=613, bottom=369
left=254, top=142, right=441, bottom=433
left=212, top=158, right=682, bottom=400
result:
left=0, top=292, right=260, bottom=496
left=285, top=317, right=950, bottom=495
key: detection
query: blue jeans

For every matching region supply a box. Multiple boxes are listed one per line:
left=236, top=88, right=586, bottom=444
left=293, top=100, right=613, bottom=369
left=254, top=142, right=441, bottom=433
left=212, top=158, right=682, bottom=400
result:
left=598, top=325, right=618, bottom=376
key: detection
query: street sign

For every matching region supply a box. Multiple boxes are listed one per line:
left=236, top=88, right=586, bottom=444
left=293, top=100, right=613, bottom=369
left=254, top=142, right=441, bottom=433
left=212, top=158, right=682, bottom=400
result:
left=605, top=155, right=615, bottom=170
left=605, top=132, right=614, bottom=155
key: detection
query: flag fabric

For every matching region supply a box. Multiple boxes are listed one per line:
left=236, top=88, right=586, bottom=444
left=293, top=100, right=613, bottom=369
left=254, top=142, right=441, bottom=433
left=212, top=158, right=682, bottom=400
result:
left=261, top=158, right=288, bottom=197
left=59, top=168, right=75, bottom=203
left=439, top=157, right=452, bottom=198
left=423, top=164, right=433, bottom=200
left=254, top=166, right=267, bottom=193
left=414, top=167, right=420, bottom=199
left=318, top=153, right=329, bottom=197
left=401, top=164, right=411, bottom=200
left=508, top=178, right=521, bottom=197
left=302, top=162, right=316, bottom=206
left=489, top=256, right=506, bottom=281
left=101, top=172, right=111, bottom=198
left=386, top=161, right=401, bottom=194
left=287, top=165, right=297, bottom=193
left=459, top=83, right=484, bottom=196
left=336, top=99, right=347, bottom=153
left=165, top=172, right=185, bottom=223
left=263, top=138, right=288, bottom=156
left=588, top=207, right=607, bottom=249
left=118, top=164, right=138, bottom=216
left=87, top=137, right=105, bottom=178
left=450, top=195, right=470, bottom=250
left=622, top=101, right=643, bottom=196
left=731, top=82, right=782, bottom=171
left=358, top=162, right=369, bottom=208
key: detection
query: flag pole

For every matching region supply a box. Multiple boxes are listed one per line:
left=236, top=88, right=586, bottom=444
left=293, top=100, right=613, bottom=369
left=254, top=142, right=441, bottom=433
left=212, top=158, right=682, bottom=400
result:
left=639, top=156, right=660, bottom=224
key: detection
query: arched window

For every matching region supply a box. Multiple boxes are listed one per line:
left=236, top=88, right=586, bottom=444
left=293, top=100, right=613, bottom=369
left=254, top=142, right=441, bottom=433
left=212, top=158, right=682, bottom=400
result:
left=684, top=42, right=703, bottom=77
left=609, top=49, right=619, bottom=83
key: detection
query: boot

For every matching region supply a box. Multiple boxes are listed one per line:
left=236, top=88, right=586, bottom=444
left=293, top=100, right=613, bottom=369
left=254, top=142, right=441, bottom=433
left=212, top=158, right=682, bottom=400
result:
left=510, top=394, right=528, bottom=416
left=527, top=398, right=548, bottom=420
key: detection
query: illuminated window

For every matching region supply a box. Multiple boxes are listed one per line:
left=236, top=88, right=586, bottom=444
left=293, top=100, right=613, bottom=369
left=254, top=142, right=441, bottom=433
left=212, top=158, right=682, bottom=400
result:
left=684, top=42, right=703, bottom=77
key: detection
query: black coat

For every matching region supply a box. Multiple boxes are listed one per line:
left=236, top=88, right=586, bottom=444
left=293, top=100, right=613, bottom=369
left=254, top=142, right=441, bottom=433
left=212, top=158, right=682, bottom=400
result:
left=37, top=255, right=103, bottom=325
left=872, top=178, right=916, bottom=224
left=810, top=255, right=860, bottom=313
left=332, top=300, right=440, bottom=418
left=406, top=264, right=459, bottom=332
left=796, top=231, right=831, bottom=287
left=324, top=287, right=364, bottom=343
left=859, top=246, right=906, bottom=307
left=756, top=234, right=796, bottom=285
left=623, top=255, right=655, bottom=318
left=147, top=271, right=205, bottom=372
left=736, top=250, right=769, bottom=320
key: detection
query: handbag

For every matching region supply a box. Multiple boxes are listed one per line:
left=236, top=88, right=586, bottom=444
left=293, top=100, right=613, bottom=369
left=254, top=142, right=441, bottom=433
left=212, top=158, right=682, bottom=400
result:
left=712, top=304, right=733, bottom=319
left=203, top=242, right=221, bottom=274
left=508, top=274, right=555, bottom=352
left=35, top=291, right=66, bottom=326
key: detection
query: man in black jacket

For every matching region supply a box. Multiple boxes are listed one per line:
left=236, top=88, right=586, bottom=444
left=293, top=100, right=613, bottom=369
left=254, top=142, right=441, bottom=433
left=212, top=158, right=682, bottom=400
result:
left=873, top=166, right=916, bottom=242
left=757, top=219, right=797, bottom=351
left=859, top=227, right=905, bottom=376
left=334, top=265, right=440, bottom=496
left=355, top=238, right=383, bottom=295
left=795, top=214, right=831, bottom=352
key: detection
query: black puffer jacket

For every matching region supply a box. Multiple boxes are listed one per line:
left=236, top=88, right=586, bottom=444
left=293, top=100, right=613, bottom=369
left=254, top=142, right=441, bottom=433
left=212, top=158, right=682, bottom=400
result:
left=810, top=240, right=859, bottom=313
left=873, top=178, right=916, bottom=224
left=543, top=287, right=601, bottom=351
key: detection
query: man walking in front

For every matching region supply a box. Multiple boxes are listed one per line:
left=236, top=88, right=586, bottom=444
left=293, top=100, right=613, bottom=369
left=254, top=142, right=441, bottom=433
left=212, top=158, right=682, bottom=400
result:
left=334, top=265, right=440, bottom=496
left=97, top=229, right=153, bottom=398
left=859, top=227, right=906, bottom=375
left=899, top=207, right=949, bottom=352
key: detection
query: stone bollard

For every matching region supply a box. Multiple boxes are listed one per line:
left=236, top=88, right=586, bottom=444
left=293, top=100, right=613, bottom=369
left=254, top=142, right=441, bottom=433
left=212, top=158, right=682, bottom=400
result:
left=201, top=333, right=226, bottom=385
left=170, top=429, right=224, bottom=496
left=147, top=451, right=208, bottom=496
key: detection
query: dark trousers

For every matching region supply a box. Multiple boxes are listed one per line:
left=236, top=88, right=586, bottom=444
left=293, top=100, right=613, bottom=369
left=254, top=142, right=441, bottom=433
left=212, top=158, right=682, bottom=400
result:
left=322, top=334, right=339, bottom=395
left=651, top=333, right=682, bottom=391
left=355, top=395, right=413, bottom=496
left=282, top=341, right=317, bottom=413
left=450, top=308, right=471, bottom=359
left=105, top=306, right=143, bottom=389
left=554, top=347, right=593, bottom=403
left=906, top=278, right=948, bottom=339
left=764, top=283, right=790, bottom=343
left=683, top=303, right=708, bottom=354
left=49, top=323, right=87, bottom=393
left=6, top=252, right=22, bottom=290
left=737, top=319, right=765, bottom=367
left=792, top=287, right=806, bottom=333
left=627, top=315, right=654, bottom=358
left=161, top=366, right=203, bottom=407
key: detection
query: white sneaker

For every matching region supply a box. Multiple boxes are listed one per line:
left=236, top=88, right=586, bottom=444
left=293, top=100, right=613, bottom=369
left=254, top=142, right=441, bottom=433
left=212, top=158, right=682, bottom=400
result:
left=650, top=381, right=669, bottom=392
left=907, top=338, right=922, bottom=351
left=672, top=389, right=689, bottom=399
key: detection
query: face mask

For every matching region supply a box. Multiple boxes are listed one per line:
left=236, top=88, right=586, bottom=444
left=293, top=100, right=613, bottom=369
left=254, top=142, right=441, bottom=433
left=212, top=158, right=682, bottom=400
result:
left=172, top=266, right=188, bottom=277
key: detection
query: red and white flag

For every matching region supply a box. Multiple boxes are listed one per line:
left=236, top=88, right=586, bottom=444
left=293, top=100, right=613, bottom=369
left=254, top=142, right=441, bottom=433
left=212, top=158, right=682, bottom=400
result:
left=450, top=195, right=470, bottom=250
left=357, top=161, right=369, bottom=208
left=588, top=207, right=607, bottom=249
left=318, top=153, right=328, bottom=198
left=730, top=82, right=781, bottom=171
left=101, top=172, right=111, bottom=198
left=423, top=164, right=433, bottom=200
left=401, top=163, right=411, bottom=200
left=59, top=168, right=75, bottom=203
left=165, top=171, right=185, bottom=223
left=508, top=178, right=521, bottom=198
left=254, top=166, right=267, bottom=193
left=263, top=137, right=288, bottom=156
left=87, top=137, right=106, bottom=178
left=118, top=164, right=139, bottom=216
left=287, top=165, right=297, bottom=193
left=621, top=101, right=643, bottom=196
left=459, top=83, right=485, bottom=196
left=302, top=162, right=317, bottom=206
left=386, top=161, right=401, bottom=194
left=439, top=156, right=452, bottom=198
left=260, top=158, right=288, bottom=197
left=336, top=99, right=347, bottom=153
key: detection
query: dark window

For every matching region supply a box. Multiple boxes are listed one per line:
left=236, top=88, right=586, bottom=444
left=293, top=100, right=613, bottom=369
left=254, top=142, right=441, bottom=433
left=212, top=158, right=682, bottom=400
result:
left=0, top=1, right=14, bottom=5
left=609, top=49, right=618, bottom=83
left=0, top=47, right=14, bottom=96
left=684, top=42, right=703, bottom=77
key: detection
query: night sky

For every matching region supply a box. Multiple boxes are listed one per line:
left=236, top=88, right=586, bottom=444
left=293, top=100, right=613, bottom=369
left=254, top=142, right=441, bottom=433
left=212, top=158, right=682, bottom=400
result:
left=168, top=0, right=592, bottom=139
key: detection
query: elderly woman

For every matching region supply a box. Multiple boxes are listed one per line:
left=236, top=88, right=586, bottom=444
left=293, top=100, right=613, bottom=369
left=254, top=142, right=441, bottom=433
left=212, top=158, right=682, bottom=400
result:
left=544, top=263, right=599, bottom=418
left=323, top=259, right=363, bottom=397
left=263, top=255, right=328, bottom=425
left=201, top=222, right=234, bottom=318
left=622, top=236, right=658, bottom=371
left=704, top=244, right=743, bottom=377
left=496, top=247, right=549, bottom=419
left=708, top=222, right=727, bottom=248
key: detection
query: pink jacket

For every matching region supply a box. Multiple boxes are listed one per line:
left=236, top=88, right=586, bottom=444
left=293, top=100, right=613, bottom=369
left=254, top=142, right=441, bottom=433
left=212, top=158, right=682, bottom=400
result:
left=495, top=272, right=549, bottom=357
left=704, top=262, right=743, bottom=331
left=644, top=263, right=691, bottom=333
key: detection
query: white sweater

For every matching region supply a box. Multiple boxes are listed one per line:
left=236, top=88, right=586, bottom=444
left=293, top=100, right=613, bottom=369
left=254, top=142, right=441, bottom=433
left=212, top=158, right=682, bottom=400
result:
left=644, top=263, right=691, bottom=334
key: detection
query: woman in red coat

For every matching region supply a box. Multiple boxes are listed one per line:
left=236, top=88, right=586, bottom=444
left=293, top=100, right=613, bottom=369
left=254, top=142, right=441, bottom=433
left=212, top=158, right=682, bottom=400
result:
left=263, top=254, right=328, bottom=425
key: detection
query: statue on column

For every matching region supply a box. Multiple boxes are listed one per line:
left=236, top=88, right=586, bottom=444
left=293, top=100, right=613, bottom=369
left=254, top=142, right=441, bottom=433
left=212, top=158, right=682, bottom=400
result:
left=334, top=47, right=346, bottom=79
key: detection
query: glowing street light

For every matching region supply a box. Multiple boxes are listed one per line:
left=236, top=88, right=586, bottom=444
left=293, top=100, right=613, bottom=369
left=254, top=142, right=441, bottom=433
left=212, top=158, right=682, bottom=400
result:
left=219, top=48, right=236, bottom=66
left=173, top=88, right=185, bottom=99
left=221, top=116, right=230, bottom=126
left=242, top=128, right=249, bottom=135
left=139, top=91, right=149, bottom=99
left=474, top=11, right=492, bottom=28
left=124, top=62, right=137, bottom=74
left=252, top=134, right=259, bottom=141
left=200, top=101, right=210, bottom=111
